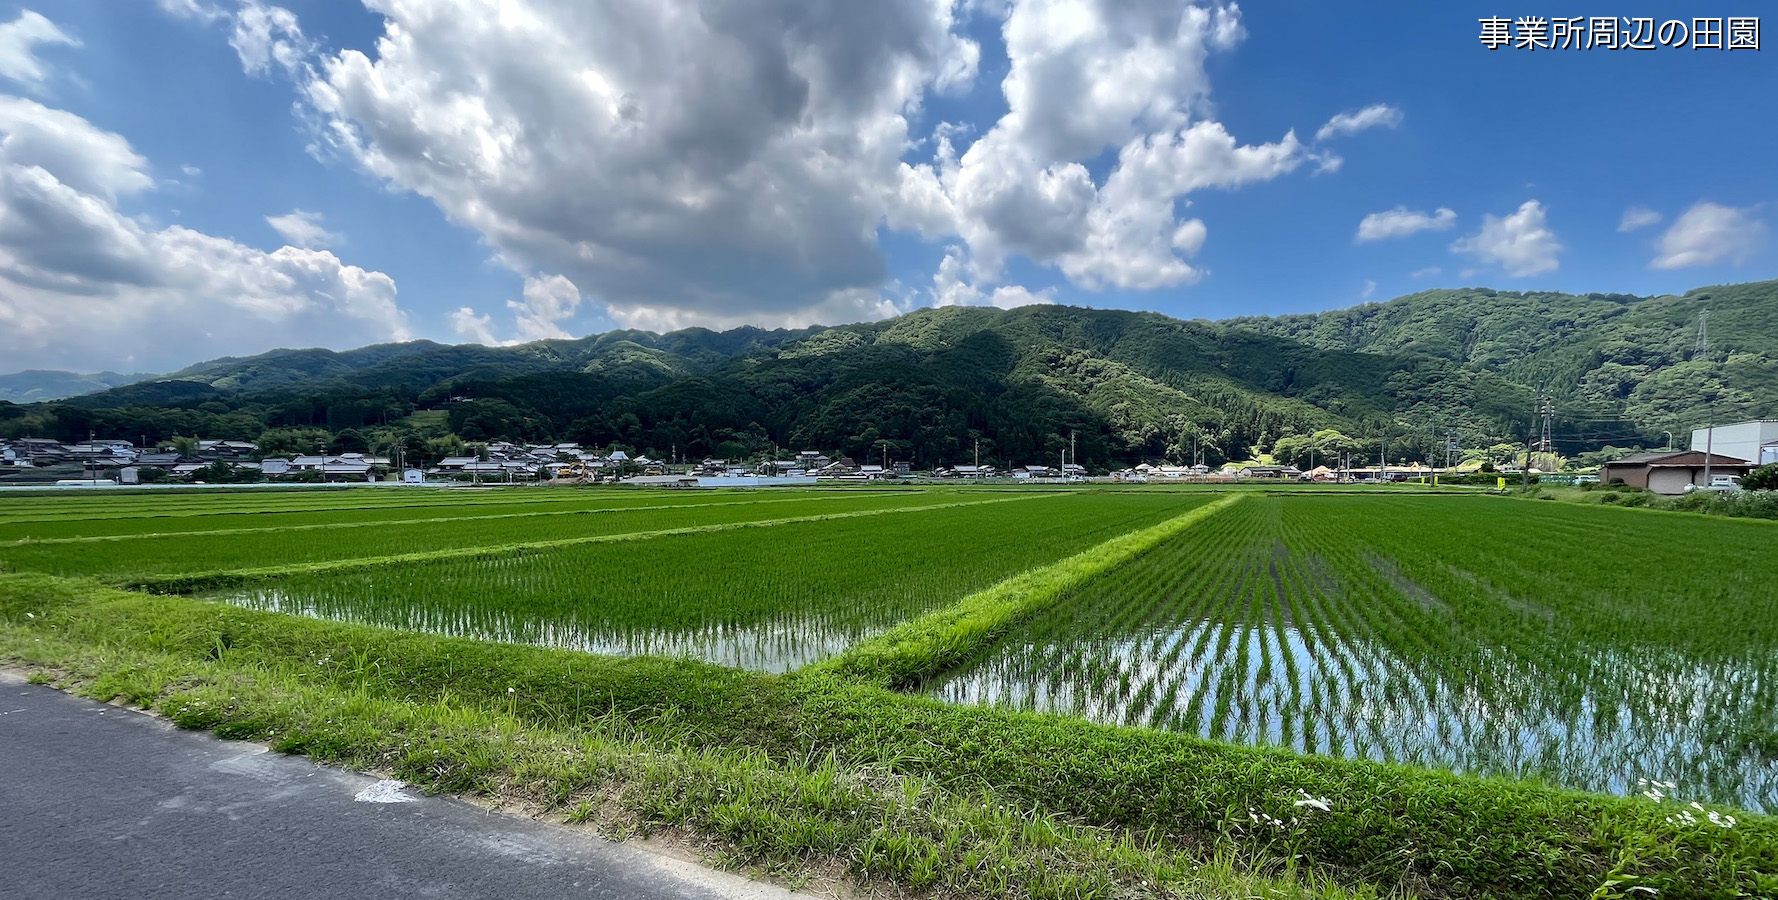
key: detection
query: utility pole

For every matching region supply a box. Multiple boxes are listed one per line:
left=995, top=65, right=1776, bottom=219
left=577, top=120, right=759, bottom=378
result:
left=974, top=437, right=980, bottom=470
left=1069, top=430, right=1076, bottom=474
left=1704, top=422, right=1714, bottom=489
left=1538, top=395, right=1555, bottom=455
left=1379, top=430, right=1387, bottom=483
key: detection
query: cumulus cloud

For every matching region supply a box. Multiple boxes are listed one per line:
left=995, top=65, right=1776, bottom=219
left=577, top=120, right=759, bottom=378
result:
left=1355, top=206, right=1455, bottom=243
left=157, top=1, right=311, bottom=78
left=229, top=2, right=310, bottom=77
left=265, top=209, right=341, bottom=248
left=1315, top=104, right=1401, bottom=141
left=1361, top=279, right=1376, bottom=299
left=506, top=274, right=583, bottom=342
left=0, top=10, right=77, bottom=90
left=1449, top=200, right=1562, bottom=277
left=280, top=0, right=979, bottom=332
left=159, top=0, right=1338, bottom=332
left=1410, top=266, right=1441, bottom=278
left=929, top=245, right=1053, bottom=308
left=1618, top=205, right=1661, bottom=232
left=1650, top=202, right=1766, bottom=270
left=898, top=2, right=1314, bottom=293
left=0, top=95, right=411, bottom=371
left=450, top=306, right=499, bottom=345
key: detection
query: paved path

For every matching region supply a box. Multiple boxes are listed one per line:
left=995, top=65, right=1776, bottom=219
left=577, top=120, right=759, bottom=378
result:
left=0, top=676, right=805, bottom=900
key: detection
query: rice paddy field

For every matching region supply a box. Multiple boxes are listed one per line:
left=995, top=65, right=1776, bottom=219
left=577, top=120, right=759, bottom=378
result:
left=0, top=486, right=1206, bottom=671
left=4, top=482, right=1775, bottom=817
left=933, top=493, right=1778, bottom=812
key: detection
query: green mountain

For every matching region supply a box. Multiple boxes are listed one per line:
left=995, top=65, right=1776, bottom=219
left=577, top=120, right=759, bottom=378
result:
left=0, top=370, right=154, bottom=404
left=1225, top=280, right=1777, bottom=439
left=2, top=279, right=1773, bottom=469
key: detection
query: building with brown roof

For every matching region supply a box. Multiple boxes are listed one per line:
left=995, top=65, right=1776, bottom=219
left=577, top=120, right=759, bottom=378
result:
left=1600, top=451, right=1756, bottom=495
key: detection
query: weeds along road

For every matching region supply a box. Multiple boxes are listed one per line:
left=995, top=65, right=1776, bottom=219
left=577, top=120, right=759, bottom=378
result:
left=0, top=675, right=802, bottom=900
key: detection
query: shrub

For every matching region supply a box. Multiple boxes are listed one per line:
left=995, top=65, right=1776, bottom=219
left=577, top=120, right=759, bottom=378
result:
left=1743, top=464, right=1778, bottom=492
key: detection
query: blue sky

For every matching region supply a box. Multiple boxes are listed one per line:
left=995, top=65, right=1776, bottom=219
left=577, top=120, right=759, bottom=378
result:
left=0, top=1, right=1773, bottom=372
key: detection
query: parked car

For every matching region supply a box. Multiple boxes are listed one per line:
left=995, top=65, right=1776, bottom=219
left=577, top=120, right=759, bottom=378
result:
left=1684, top=475, right=1742, bottom=493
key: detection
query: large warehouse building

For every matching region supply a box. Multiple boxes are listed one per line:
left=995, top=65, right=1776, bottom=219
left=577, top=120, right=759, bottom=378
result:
left=1691, top=420, right=1778, bottom=465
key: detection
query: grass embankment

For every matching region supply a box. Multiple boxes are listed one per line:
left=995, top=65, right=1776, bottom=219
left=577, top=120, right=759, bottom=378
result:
left=2, top=573, right=1367, bottom=900
left=4, top=509, right=1774, bottom=899
left=812, top=494, right=1245, bottom=689
left=1527, top=484, right=1778, bottom=522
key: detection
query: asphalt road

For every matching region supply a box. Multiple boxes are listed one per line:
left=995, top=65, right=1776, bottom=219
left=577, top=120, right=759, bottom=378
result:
left=0, top=675, right=805, bottom=900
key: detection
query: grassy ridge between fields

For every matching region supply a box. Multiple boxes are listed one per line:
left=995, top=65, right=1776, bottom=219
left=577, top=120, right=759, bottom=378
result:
left=3, top=529, right=1774, bottom=897
left=118, top=494, right=1040, bottom=594
left=811, top=494, right=1246, bottom=689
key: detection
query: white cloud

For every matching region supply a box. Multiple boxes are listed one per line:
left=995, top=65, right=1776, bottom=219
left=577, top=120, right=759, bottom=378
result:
left=1355, top=206, right=1455, bottom=243
left=987, top=284, right=1055, bottom=308
left=154, top=0, right=229, bottom=25
left=1410, top=266, right=1441, bottom=278
left=507, top=274, right=583, bottom=341
left=281, top=0, right=980, bottom=330
left=1449, top=200, right=1562, bottom=277
left=157, top=0, right=310, bottom=77
left=0, top=95, right=411, bottom=371
left=0, top=10, right=78, bottom=90
left=1650, top=202, right=1766, bottom=270
left=903, top=2, right=1314, bottom=293
left=164, top=0, right=1346, bottom=329
left=929, top=245, right=1053, bottom=308
left=1618, top=205, right=1661, bottom=232
left=450, top=306, right=498, bottom=345
left=163, top=0, right=1337, bottom=330
left=180, top=164, right=202, bottom=178
left=1316, top=104, right=1401, bottom=142
left=265, top=209, right=341, bottom=249
left=1361, top=279, right=1376, bottom=299
left=228, top=2, right=310, bottom=77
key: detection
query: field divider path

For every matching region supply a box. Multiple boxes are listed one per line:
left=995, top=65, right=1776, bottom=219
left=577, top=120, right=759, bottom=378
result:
left=2, top=491, right=894, bottom=547
left=808, top=493, right=1246, bottom=690
left=126, top=494, right=1043, bottom=595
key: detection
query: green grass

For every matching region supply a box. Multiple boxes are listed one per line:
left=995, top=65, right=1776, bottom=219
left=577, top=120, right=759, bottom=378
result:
left=932, top=494, right=1778, bottom=811
left=2, top=571, right=1772, bottom=900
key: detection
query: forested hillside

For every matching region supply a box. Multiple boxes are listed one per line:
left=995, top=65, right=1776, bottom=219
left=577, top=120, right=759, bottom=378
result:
left=0, top=370, right=152, bottom=403
left=3, top=280, right=1773, bottom=469
left=1227, top=280, right=1778, bottom=443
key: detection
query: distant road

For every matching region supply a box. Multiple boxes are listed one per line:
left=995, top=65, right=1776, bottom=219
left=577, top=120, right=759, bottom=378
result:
left=0, top=676, right=801, bottom=900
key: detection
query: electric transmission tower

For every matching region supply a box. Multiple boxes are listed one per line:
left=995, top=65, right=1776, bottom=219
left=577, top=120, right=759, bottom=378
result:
left=1694, top=309, right=1711, bottom=362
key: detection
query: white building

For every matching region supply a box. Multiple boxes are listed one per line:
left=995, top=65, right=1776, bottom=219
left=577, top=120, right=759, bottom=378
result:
left=1691, top=420, right=1778, bottom=465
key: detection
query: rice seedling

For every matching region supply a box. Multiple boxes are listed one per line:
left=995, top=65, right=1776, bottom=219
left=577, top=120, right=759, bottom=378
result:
left=0, top=487, right=905, bottom=540
left=933, top=494, right=1778, bottom=811
left=0, top=490, right=968, bottom=579
left=205, top=491, right=1206, bottom=671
